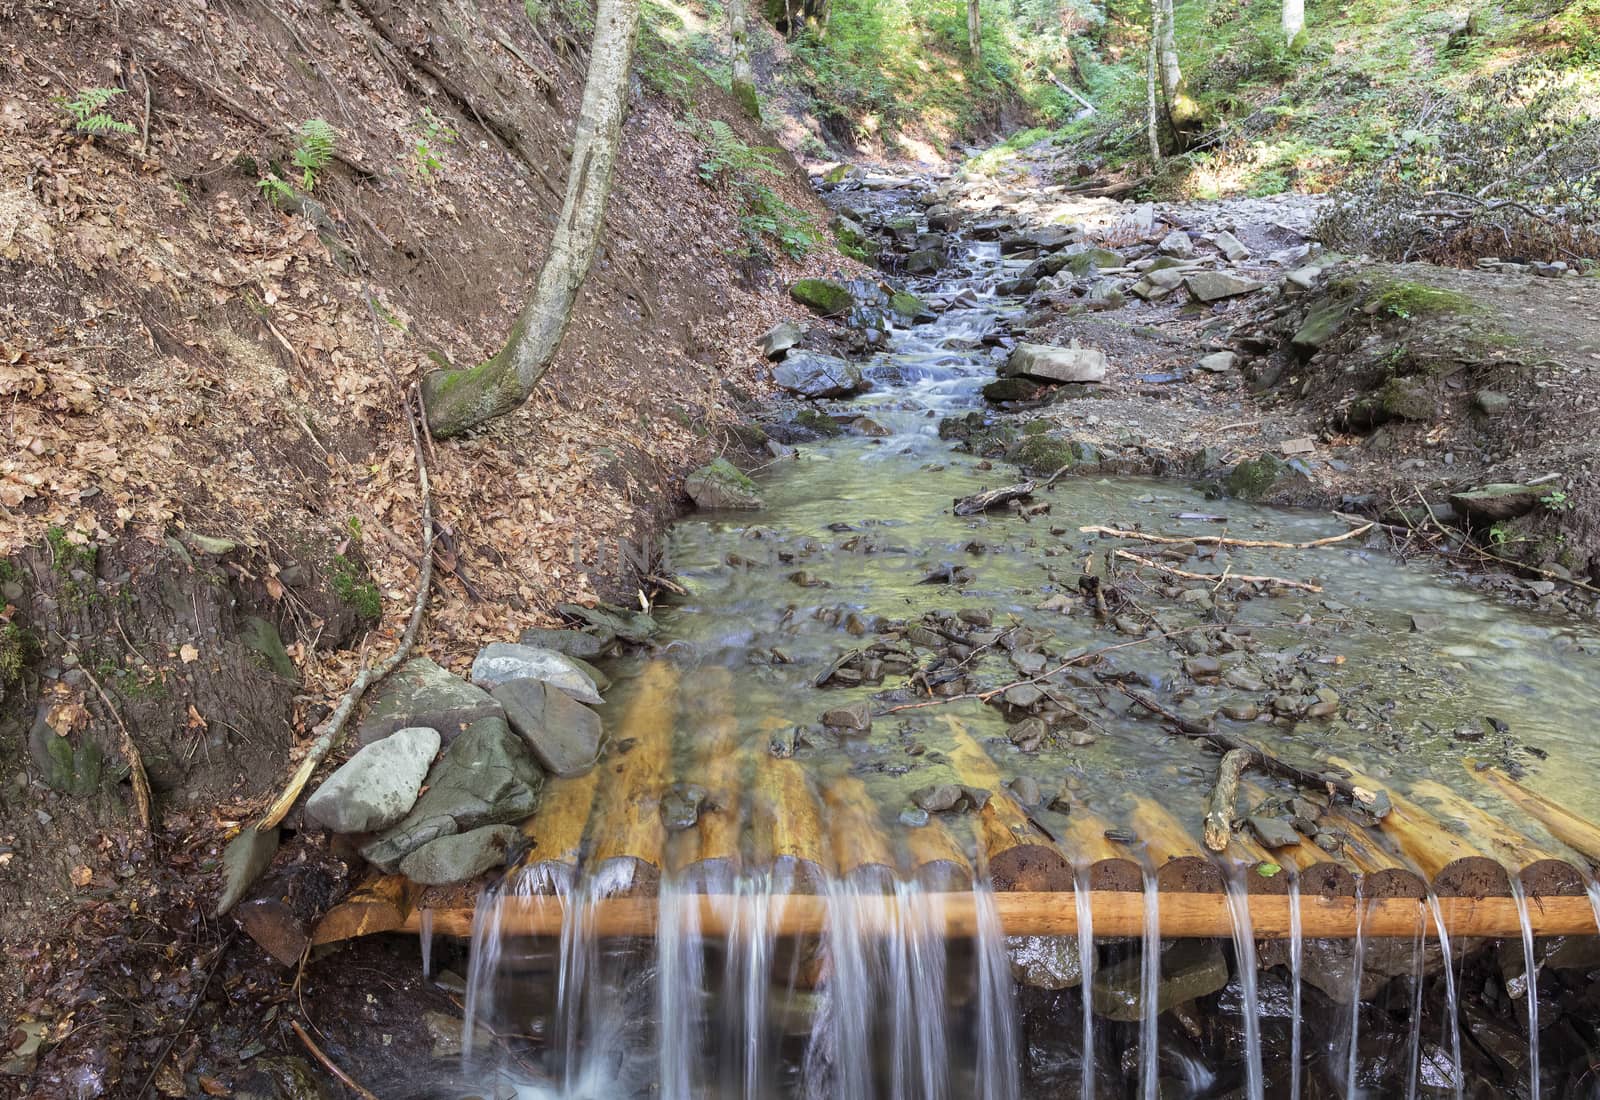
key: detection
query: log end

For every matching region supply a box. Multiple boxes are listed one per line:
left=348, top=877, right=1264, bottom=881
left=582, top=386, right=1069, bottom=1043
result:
left=989, top=843, right=1075, bottom=893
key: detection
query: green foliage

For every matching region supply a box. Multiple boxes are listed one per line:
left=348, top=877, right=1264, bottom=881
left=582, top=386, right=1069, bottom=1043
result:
left=331, top=554, right=381, bottom=620
left=1371, top=282, right=1479, bottom=320
left=46, top=525, right=98, bottom=607
left=54, top=87, right=135, bottom=136
left=689, top=117, right=818, bottom=260
left=412, top=108, right=458, bottom=178
left=1541, top=489, right=1574, bottom=513
left=0, top=621, right=38, bottom=684
left=257, top=175, right=297, bottom=205
left=290, top=118, right=336, bottom=190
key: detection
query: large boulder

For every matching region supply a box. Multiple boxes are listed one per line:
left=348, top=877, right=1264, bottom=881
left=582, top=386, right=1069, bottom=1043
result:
left=398, top=824, right=522, bottom=886
left=1003, top=342, right=1108, bottom=384
left=1185, top=271, right=1265, bottom=302
left=789, top=278, right=854, bottom=317
left=685, top=457, right=763, bottom=510
left=491, top=677, right=602, bottom=777
left=469, top=643, right=603, bottom=704
left=1449, top=483, right=1546, bottom=521
left=1157, top=230, right=1194, bottom=258
left=360, top=715, right=543, bottom=872
left=516, top=626, right=613, bottom=660
left=356, top=657, right=502, bottom=747
left=1225, top=454, right=1311, bottom=502
left=905, top=248, right=943, bottom=274
left=759, top=321, right=806, bottom=360
left=306, top=726, right=440, bottom=834
left=772, top=351, right=865, bottom=399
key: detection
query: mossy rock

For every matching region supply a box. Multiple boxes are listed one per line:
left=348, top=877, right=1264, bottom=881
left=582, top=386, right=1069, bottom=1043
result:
left=241, top=615, right=297, bottom=681
left=981, top=377, right=1045, bottom=404
left=822, top=163, right=851, bottom=185
left=1225, top=454, right=1309, bottom=502
left=1377, top=377, right=1438, bottom=422
left=1371, top=281, right=1480, bottom=320
left=789, top=278, right=855, bottom=317
left=794, top=408, right=845, bottom=437
left=889, top=291, right=933, bottom=322
left=685, top=457, right=763, bottom=510
left=1062, top=249, right=1125, bottom=277
left=1008, top=432, right=1098, bottom=476
left=1292, top=292, right=1358, bottom=354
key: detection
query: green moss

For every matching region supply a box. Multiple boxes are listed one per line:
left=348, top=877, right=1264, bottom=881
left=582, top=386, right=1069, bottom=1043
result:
left=1008, top=432, right=1096, bottom=475
left=331, top=554, right=382, bottom=620
left=1376, top=377, right=1437, bottom=421
left=794, top=408, right=845, bottom=437
left=789, top=278, right=854, bottom=317
left=1226, top=455, right=1300, bottom=502
left=0, top=621, right=38, bottom=683
left=889, top=291, right=930, bottom=321
left=1371, top=281, right=1480, bottom=320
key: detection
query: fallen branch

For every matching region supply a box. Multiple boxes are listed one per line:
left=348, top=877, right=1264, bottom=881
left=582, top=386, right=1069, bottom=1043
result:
left=257, top=292, right=435, bottom=829
left=954, top=479, right=1035, bottom=516
left=1203, top=748, right=1252, bottom=852
left=1081, top=522, right=1375, bottom=550
left=80, top=662, right=152, bottom=832
left=1113, top=549, right=1323, bottom=593
left=292, top=1021, right=380, bottom=1100
left=1114, top=684, right=1363, bottom=802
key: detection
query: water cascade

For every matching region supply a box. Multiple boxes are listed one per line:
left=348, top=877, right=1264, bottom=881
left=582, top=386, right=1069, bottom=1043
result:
left=1508, top=875, right=1540, bottom=1100
left=1073, top=868, right=1096, bottom=1100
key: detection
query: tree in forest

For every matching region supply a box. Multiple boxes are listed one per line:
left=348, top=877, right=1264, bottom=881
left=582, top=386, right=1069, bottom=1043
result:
left=730, top=0, right=760, bottom=118
left=420, top=0, right=641, bottom=438
left=1146, top=0, right=1162, bottom=164
left=1153, top=0, right=1201, bottom=140
left=1282, top=0, right=1305, bottom=46
left=967, top=0, right=982, bottom=62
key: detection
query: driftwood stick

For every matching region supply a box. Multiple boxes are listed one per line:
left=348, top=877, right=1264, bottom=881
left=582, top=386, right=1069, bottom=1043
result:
left=1113, top=549, right=1323, bottom=593
left=1081, top=522, right=1376, bottom=550
left=80, top=662, right=152, bottom=832
left=1203, top=748, right=1252, bottom=852
left=1115, top=684, right=1363, bottom=802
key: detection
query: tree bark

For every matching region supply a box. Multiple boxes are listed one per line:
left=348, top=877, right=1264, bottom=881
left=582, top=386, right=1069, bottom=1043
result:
left=1282, top=0, right=1305, bottom=45
left=1146, top=1, right=1162, bottom=164
left=1156, top=0, right=1181, bottom=105
left=420, top=0, right=642, bottom=438
left=729, top=0, right=760, bottom=118
left=967, top=0, right=982, bottom=62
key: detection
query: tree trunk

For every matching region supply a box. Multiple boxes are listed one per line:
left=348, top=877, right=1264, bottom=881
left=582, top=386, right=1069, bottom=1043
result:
left=967, top=0, right=981, bottom=62
left=1156, top=0, right=1181, bottom=105
left=729, top=0, right=760, bottom=118
left=420, top=0, right=642, bottom=438
left=1146, top=1, right=1162, bottom=165
left=1282, top=0, right=1304, bottom=45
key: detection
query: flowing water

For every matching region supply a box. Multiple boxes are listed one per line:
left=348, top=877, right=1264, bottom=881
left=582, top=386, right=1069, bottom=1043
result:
left=1426, top=891, right=1464, bottom=1100
left=418, top=184, right=1600, bottom=1098
left=1508, top=876, right=1541, bottom=1100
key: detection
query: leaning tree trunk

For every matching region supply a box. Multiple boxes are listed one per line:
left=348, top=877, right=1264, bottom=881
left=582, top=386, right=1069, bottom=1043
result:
left=420, top=0, right=642, bottom=438
left=1282, top=0, right=1304, bottom=45
left=1156, top=0, right=1181, bottom=105
left=967, top=0, right=981, bottom=62
left=1146, top=1, right=1162, bottom=165
left=729, top=0, right=760, bottom=118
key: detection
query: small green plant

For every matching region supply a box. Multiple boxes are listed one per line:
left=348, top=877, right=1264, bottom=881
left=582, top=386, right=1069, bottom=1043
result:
left=1540, top=489, right=1573, bottom=512
left=257, top=175, right=297, bottom=205
left=331, top=554, right=382, bottom=620
left=412, top=108, right=458, bottom=178
left=688, top=117, right=818, bottom=261
left=0, top=621, right=38, bottom=683
left=54, top=87, right=135, bottom=136
left=290, top=118, right=336, bottom=190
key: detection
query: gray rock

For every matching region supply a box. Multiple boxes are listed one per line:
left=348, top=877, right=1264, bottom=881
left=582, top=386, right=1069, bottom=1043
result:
left=1196, top=351, right=1237, bottom=373
left=1185, top=271, right=1265, bottom=302
left=361, top=715, right=543, bottom=872
left=1092, top=939, right=1229, bottom=1021
left=1212, top=229, right=1250, bottom=262
left=517, top=626, right=613, bottom=660
left=912, top=784, right=963, bottom=812
left=469, top=643, right=602, bottom=704
left=1157, top=230, right=1194, bottom=258
left=1474, top=389, right=1510, bottom=416
left=357, top=657, right=503, bottom=747
left=491, top=677, right=601, bottom=777
left=398, top=824, right=521, bottom=885
left=772, top=351, right=865, bottom=399
left=1008, top=775, right=1042, bottom=806
left=1008, top=935, right=1084, bottom=989
left=1146, top=266, right=1187, bottom=289
left=1247, top=815, right=1302, bottom=849
left=307, top=726, right=440, bottom=833
left=821, top=700, right=872, bottom=732
left=905, top=248, right=944, bottom=274
left=1449, top=483, right=1545, bottom=521
left=1004, top=342, right=1108, bottom=384
left=660, top=783, right=707, bottom=831
left=216, top=825, right=279, bottom=917
left=1285, top=264, right=1322, bottom=290
left=759, top=321, right=806, bottom=360
left=686, top=457, right=763, bottom=510
left=556, top=601, right=658, bottom=644
left=241, top=616, right=296, bottom=681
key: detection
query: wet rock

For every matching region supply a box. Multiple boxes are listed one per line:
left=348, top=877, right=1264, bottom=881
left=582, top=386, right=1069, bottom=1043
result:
left=1225, top=454, right=1310, bottom=502
left=1185, top=271, right=1265, bottom=302
left=1219, top=702, right=1259, bottom=722
left=982, top=376, right=1047, bottom=403
left=517, top=626, right=613, bottom=660
left=233, top=1056, right=331, bottom=1100
left=686, top=457, right=764, bottom=510
left=356, top=656, right=503, bottom=747
left=906, top=248, right=944, bottom=274
left=1092, top=939, right=1229, bottom=1021
left=1157, top=230, right=1194, bottom=258
left=772, top=350, right=866, bottom=399
left=1008, top=775, right=1042, bottom=806
left=1007, top=935, right=1084, bottom=989
left=470, top=643, right=603, bottom=705
left=491, top=678, right=601, bottom=777
left=399, top=823, right=522, bottom=885
left=306, top=725, right=440, bottom=833
left=1003, top=683, right=1046, bottom=709
left=556, top=601, right=659, bottom=644
left=821, top=700, right=872, bottom=732
left=912, top=784, right=963, bottom=812
left=362, top=716, right=543, bottom=873
left=759, top=321, right=807, bottom=360
left=1448, top=483, right=1545, bottom=521
left=421, top=1009, right=492, bottom=1060
left=1196, top=351, right=1236, bottom=373
left=889, top=291, right=934, bottom=323
left=789, top=277, right=854, bottom=316
left=1008, top=717, right=1048, bottom=751
left=659, top=783, right=708, bottom=830
left=1183, top=656, right=1221, bottom=680
left=900, top=807, right=931, bottom=828
left=1004, top=342, right=1108, bottom=384
left=850, top=416, right=892, bottom=437
left=235, top=896, right=310, bottom=967
left=1247, top=815, right=1301, bottom=849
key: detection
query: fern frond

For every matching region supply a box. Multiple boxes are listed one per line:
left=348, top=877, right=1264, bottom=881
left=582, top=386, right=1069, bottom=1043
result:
left=291, top=118, right=336, bottom=189
left=54, top=87, right=133, bottom=136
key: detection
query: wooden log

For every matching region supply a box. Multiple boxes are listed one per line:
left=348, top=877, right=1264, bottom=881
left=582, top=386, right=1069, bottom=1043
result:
left=1315, top=806, right=1426, bottom=899
left=1409, top=778, right=1583, bottom=896
left=1468, top=763, right=1600, bottom=870
left=945, top=719, right=1074, bottom=892
left=900, top=815, right=973, bottom=891
left=1235, top=780, right=1356, bottom=898
left=586, top=660, right=678, bottom=896
left=821, top=774, right=896, bottom=890
left=1204, top=748, right=1252, bottom=852
left=514, top=770, right=602, bottom=891
left=1129, top=797, right=1222, bottom=893
left=668, top=668, right=743, bottom=891
left=399, top=890, right=1600, bottom=941
left=310, top=873, right=420, bottom=945
left=1057, top=805, right=1144, bottom=891
left=749, top=733, right=831, bottom=892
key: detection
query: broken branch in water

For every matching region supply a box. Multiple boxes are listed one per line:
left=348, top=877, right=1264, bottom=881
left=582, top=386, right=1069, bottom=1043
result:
left=1204, top=748, right=1253, bottom=852
left=1113, top=549, right=1324, bottom=593
left=953, top=463, right=1076, bottom=516
left=1080, top=522, right=1375, bottom=550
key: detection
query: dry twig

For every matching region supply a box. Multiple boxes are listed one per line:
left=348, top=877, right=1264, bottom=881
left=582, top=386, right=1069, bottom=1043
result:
left=79, top=661, right=152, bottom=832
left=1203, top=748, right=1252, bottom=852
left=1113, top=548, right=1323, bottom=593
left=292, top=1021, right=380, bottom=1100
left=1080, top=522, right=1375, bottom=550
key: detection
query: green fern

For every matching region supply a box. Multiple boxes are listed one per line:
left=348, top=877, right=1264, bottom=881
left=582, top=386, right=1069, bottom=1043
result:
left=290, top=118, right=336, bottom=190
left=257, top=175, right=297, bottom=205
left=690, top=118, right=817, bottom=261
left=54, top=87, right=135, bottom=136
